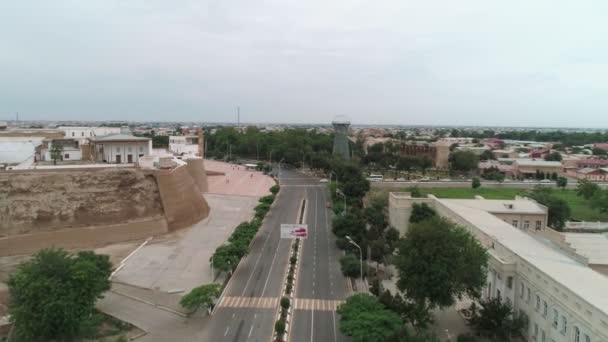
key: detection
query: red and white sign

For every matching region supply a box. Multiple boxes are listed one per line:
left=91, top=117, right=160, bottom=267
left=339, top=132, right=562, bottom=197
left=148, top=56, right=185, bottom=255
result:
left=280, top=224, right=308, bottom=239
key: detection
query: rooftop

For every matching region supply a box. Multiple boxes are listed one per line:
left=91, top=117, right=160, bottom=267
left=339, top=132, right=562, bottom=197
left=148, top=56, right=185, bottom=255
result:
left=443, top=198, right=547, bottom=215
left=91, top=134, right=150, bottom=142
left=513, top=159, right=562, bottom=167
left=438, top=198, right=608, bottom=314
left=563, top=233, right=608, bottom=265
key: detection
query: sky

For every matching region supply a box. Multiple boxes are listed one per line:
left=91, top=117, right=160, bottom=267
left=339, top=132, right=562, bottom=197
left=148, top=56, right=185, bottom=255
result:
left=1, top=0, right=608, bottom=127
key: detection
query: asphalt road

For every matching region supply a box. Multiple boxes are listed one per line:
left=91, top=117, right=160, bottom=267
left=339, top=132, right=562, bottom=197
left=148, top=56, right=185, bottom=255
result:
left=199, top=169, right=316, bottom=342
left=289, top=181, right=351, bottom=342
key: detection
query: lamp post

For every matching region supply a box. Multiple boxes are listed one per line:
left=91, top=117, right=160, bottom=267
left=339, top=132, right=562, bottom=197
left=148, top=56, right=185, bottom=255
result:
left=345, top=235, right=363, bottom=286
left=329, top=170, right=338, bottom=185
left=278, top=158, right=285, bottom=182
left=336, top=188, right=347, bottom=216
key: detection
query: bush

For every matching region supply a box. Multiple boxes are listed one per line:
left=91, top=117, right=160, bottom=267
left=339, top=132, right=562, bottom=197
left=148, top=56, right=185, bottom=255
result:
left=290, top=256, right=297, bottom=265
left=472, top=177, right=481, bottom=189
left=270, top=184, right=280, bottom=195
left=340, top=254, right=362, bottom=278
left=286, top=283, right=292, bottom=294
left=457, top=334, right=477, bottom=342
left=281, top=297, right=290, bottom=310
left=259, top=195, right=275, bottom=205
left=274, top=319, right=286, bottom=335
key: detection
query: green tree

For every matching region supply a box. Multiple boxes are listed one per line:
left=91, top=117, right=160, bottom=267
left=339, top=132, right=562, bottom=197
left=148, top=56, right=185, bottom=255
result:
left=340, top=254, right=362, bottom=278
left=556, top=176, right=568, bottom=190
left=449, top=151, right=480, bottom=173
left=590, top=189, right=608, bottom=214
left=8, top=249, right=112, bottom=341
left=396, top=217, right=488, bottom=309
left=50, top=143, right=64, bottom=165
left=544, top=151, right=563, bottom=161
left=465, top=297, right=527, bottom=341
left=576, top=179, right=600, bottom=200
left=471, top=177, right=481, bottom=189
left=409, top=203, right=437, bottom=224
left=179, top=283, right=221, bottom=314
left=211, top=243, right=243, bottom=273
left=479, top=150, right=495, bottom=161
left=528, top=188, right=571, bottom=229
left=337, top=293, right=402, bottom=342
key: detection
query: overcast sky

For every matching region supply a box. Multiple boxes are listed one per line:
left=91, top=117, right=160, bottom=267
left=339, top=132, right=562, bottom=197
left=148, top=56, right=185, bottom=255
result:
left=1, top=1, right=608, bottom=127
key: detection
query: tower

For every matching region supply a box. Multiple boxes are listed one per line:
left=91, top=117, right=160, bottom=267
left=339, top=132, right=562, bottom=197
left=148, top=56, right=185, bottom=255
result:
left=332, top=115, right=351, bottom=160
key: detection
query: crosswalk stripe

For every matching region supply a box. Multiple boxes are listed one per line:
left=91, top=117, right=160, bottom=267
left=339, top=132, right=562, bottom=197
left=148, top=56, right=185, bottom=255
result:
left=217, top=296, right=279, bottom=309
left=292, top=298, right=345, bottom=311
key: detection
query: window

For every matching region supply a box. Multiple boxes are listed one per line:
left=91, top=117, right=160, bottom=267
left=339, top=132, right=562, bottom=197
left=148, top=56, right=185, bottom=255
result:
left=536, top=295, right=541, bottom=311
left=512, top=220, right=519, bottom=227
left=561, top=316, right=567, bottom=334
left=536, top=220, right=542, bottom=230
left=64, top=153, right=69, bottom=159
left=497, top=289, right=501, bottom=300
left=524, top=220, right=530, bottom=229
left=574, top=327, right=580, bottom=342
left=527, top=287, right=531, bottom=303
left=543, top=300, right=548, bottom=317
left=71, top=132, right=75, bottom=137
left=507, top=277, right=513, bottom=289
left=81, top=132, right=84, bottom=136
left=584, top=334, right=590, bottom=342
left=128, top=146, right=132, bottom=152
left=139, top=146, right=144, bottom=152
left=553, top=309, right=559, bottom=328
left=520, top=282, right=525, bottom=299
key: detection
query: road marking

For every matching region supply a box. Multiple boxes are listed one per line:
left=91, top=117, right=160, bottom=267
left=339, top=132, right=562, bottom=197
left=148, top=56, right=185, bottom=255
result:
left=261, top=231, right=282, bottom=296
left=218, top=296, right=279, bottom=309
left=310, top=309, right=314, bottom=342
left=248, top=325, right=254, bottom=338
left=293, top=298, right=344, bottom=311
left=224, top=326, right=230, bottom=336
left=332, top=311, right=338, bottom=342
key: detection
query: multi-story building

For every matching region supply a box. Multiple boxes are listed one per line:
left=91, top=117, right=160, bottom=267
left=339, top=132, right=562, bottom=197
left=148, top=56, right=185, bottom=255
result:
left=58, top=126, right=122, bottom=144
left=512, top=159, right=563, bottom=179
left=399, top=140, right=450, bottom=169
left=389, top=193, right=608, bottom=342
left=91, top=134, right=152, bottom=164
left=169, top=135, right=199, bottom=155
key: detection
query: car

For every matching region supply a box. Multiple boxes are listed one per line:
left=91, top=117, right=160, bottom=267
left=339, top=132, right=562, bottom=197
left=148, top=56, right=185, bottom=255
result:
left=540, top=179, right=552, bottom=183
left=326, top=202, right=332, bottom=208
left=319, top=178, right=329, bottom=183
left=396, top=178, right=406, bottom=182
left=419, top=177, right=431, bottom=182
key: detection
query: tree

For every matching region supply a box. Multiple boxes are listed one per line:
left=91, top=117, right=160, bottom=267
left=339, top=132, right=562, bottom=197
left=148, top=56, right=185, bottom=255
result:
left=479, top=150, right=495, bottom=161
left=465, top=297, right=527, bottom=341
left=179, top=283, right=221, bottom=314
left=396, top=217, right=488, bottom=309
left=528, top=188, right=571, bottom=229
left=471, top=177, right=481, bottom=189
left=50, top=143, right=64, bottom=165
left=8, top=248, right=112, bottom=341
left=337, top=293, right=402, bottom=342
left=576, top=179, right=600, bottom=200
left=211, top=243, right=243, bottom=273
left=556, top=176, right=568, bottom=190
left=340, top=254, right=362, bottom=278
left=449, top=151, right=480, bottom=173
left=590, top=189, right=608, bottom=214
left=409, top=203, right=437, bottom=224
left=544, top=151, right=563, bottom=161
left=379, top=290, right=434, bottom=330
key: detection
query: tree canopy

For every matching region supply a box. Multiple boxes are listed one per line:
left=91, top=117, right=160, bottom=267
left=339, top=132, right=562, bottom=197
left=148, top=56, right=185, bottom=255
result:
left=449, top=151, right=480, bottom=173
left=576, top=179, right=600, bottom=200
left=8, top=248, right=112, bottom=341
left=337, top=293, right=402, bottom=342
left=179, top=283, right=221, bottom=314
left=409, top=203, right=437, bottom=224
left=544, top=151, right=563, bottom=161
left=465, top=297, right=526, bottom=341
left=396, top=217, right=488, bottom=309
left=528, top=187, right=571, bottom=229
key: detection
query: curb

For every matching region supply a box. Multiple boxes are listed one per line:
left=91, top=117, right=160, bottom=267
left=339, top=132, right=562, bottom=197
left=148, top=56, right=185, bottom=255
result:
left=110, top=289, right=188, bottom=317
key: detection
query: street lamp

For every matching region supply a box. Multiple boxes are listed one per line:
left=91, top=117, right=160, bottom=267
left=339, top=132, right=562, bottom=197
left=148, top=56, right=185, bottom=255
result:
left=345, top=235, right=363, bottom=286
left=329, top=170, right=338, bottom=185
left=278, top=158, right=285, bottom=182
left=336, top=188, right=347, bottom=216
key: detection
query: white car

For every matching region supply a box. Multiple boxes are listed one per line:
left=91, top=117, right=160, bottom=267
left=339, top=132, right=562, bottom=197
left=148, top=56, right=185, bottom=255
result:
left=540, top=179, right=552, bottom=183
left=319, top=178, right=329, bottom=183
left=396, top=178, right=406, bottom=182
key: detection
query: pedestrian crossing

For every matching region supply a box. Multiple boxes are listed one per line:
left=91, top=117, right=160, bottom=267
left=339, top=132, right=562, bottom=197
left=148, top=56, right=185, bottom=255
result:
left=293, top=298, right=344, bottom=311
left=217, top=296, right=278, bottom=309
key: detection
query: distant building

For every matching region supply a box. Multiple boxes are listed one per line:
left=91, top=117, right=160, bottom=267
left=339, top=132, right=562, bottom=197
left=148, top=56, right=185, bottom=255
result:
left=91, top=134, right=152, bottom=164
left=169, top=135, right=199, bottom=155
left=594, top=143, right=608, bottom=151
left=389, top=192, right=608, bottom=342
left=399, top=141, right=450, bottom=169
left=512, top=159, right=562, bottom=179
left=565, top=168, right=608, bottom=182
left=58, top=126, right=122, bottom=144
left=576, top=159, right=608, bottom=169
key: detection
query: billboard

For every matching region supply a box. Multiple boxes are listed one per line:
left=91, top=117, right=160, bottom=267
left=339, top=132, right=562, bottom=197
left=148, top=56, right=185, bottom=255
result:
left=280, top=224, right=308, bottom=239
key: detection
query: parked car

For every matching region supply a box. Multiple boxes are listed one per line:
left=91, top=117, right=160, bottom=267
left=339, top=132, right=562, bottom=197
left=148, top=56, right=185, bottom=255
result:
left=540, top=179, right=552, bottom=183
left=396, top=178, right=406, bottom=182
left=319, top=178, right=329, bottom=183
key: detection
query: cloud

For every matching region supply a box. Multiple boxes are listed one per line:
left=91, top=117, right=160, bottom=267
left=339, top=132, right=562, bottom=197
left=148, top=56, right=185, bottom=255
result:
left=1, top=0, right=607, bottom=127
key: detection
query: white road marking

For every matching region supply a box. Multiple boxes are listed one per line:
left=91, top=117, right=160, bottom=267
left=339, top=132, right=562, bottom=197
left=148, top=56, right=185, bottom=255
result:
left=310, top=309, right=315, bottom=342
left=332, top=311, right=338, bottom=342
left=248, top=325, right=254, bottom=338
left=224, top=326, right=230, bottom=336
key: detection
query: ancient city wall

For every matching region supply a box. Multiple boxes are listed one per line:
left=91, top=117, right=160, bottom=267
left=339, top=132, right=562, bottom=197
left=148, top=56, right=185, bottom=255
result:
left=185, top=157, right=208, bottom=192
left=0, top=168, right=164, bottom=236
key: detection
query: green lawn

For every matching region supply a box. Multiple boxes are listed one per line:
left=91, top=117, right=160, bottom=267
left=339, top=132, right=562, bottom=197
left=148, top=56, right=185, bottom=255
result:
left=376, top=187, right=608, bottom=222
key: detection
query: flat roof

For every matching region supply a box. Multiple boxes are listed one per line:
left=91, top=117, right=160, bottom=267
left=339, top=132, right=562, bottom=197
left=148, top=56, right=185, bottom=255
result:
left=513, top=159, right=562, bottom=167
left=444, top=198, right=547, bottom=215
left=438, top=198, right=608, bottom=314
left=91, top=134, right=150, bottom=142
left=563, top=233, right=608, bottom=265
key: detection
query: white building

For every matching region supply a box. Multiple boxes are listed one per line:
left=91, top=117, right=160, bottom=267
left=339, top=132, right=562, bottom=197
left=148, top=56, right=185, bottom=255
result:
left=58, top=126, right=122, bottom=144
left=91, top=134, right=151, bottom=164
left=42, top=138, right=82, bottom=161
left=389, top=193, right=608, bottom=342
left=168, top=135, right=199, bottom=155
left=0, top=137, right=44, bottom=165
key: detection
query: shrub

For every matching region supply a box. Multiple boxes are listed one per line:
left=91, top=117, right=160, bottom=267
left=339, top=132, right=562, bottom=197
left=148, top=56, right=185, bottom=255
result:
left=290, top=256, right=297, bottom=265
left=280, top=297, right=290, bottom=310
left=274, top=319, right=286, bottom=335
left=270, top=184, right=280, bottom=195
left=286, top=283, right=292, bottom=294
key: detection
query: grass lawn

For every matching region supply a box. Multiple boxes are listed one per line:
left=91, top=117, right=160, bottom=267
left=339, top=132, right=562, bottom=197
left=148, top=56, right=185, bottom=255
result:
left=374, top=187, right=608, bottom=222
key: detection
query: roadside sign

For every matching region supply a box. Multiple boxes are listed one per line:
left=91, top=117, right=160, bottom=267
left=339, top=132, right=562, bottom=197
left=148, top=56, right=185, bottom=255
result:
left=280, top=224, right=308, bottom=239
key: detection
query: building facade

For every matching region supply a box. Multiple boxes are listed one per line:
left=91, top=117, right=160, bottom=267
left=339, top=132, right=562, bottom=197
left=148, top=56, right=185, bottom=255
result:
left=389, top=193, right=608, bottom=342
left=399, top=141, right=450, bottom=169
left=91, top=134, right=152, bottom=164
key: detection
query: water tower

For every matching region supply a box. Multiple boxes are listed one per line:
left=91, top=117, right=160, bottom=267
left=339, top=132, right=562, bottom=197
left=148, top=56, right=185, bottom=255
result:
left=332, top=115, right=351, bottom=160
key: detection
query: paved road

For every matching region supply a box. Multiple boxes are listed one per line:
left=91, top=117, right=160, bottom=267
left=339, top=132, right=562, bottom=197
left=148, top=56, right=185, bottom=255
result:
left=198, top=169, right=313, bottom=342
left=289, top=181, right=351, bottom=342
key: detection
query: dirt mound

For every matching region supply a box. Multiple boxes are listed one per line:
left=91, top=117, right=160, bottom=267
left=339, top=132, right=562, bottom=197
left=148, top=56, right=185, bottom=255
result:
left=0, top=169, right=163, bottom=236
